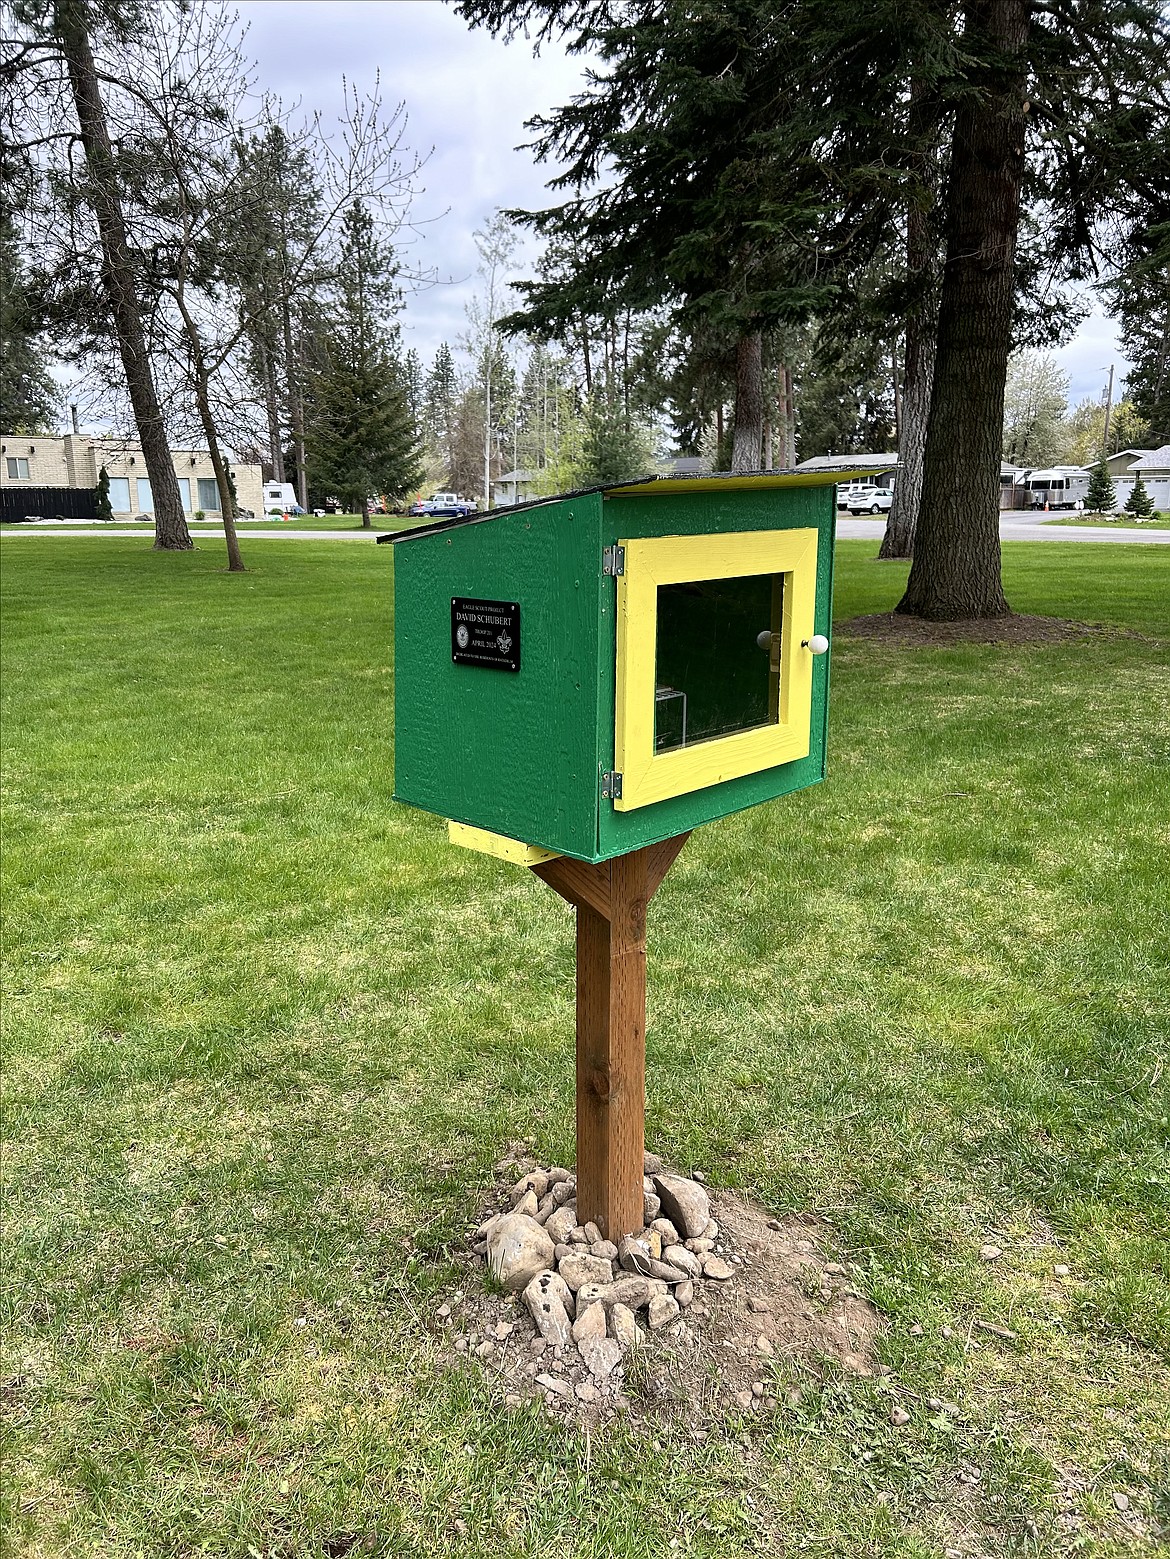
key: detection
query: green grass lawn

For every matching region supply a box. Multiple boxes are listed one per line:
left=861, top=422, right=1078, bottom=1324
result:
left=6, top=513, right=405, bottom=533
left=2, top=536, right=1168, bottom=1558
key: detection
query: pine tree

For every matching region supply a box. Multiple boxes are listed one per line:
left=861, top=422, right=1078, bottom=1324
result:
left=309, top=357, right=420, bottom=520
left=0, top=214, right=57, bottom=431
left=1124, top=473, right=1155, bottom=518
left=307, top=199, right=421, bottom=524
left=576, top=396, right=653, bottom=487
left=1085, top=459, right=1116, bottom=514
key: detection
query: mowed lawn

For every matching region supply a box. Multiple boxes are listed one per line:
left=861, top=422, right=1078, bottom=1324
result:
left=1, top=536, right=1167, bottom=1559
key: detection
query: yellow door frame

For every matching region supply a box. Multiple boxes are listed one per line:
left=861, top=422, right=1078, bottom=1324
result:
left=613, top=528, right=819, bottom=811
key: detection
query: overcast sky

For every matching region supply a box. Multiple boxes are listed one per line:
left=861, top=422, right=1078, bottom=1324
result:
left=238, top=0, right=1127, bottom=410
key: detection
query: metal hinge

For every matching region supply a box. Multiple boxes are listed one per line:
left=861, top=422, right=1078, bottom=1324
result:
left=602, top=543, right=625, bottom=576
left=601, top=769, right=623, bottom=800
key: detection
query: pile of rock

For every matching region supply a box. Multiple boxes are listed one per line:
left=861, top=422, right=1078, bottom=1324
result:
left=471, top=1155, right=740, bottom=1398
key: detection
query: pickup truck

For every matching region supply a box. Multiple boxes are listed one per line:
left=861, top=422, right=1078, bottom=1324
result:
left=410, top=491, right=478, bottom=518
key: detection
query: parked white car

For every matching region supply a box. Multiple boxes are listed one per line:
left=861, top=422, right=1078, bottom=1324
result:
left=846, top=486, right=895, bottom=514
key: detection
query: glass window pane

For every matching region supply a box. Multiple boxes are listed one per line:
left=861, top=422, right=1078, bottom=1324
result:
left=197, top=477, right=220, bottom=511
left=136, top=476, right=154, bottom=513
left=177, top=477, right=191, bottom=510
left=654, top=573, right=781, bottom=753
left=108, top=477, right=131, bottom=511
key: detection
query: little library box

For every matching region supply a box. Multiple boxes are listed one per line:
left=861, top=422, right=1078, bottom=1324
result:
left=381, top=471, right=869, bottom=1236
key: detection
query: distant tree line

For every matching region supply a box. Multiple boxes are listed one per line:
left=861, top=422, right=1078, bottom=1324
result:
left=2, top=0, right=423, bottom=567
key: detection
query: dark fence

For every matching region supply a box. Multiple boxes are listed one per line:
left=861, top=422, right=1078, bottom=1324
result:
left=0, top=485, right=99, bottom=522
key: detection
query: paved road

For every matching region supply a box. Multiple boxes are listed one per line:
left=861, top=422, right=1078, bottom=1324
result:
left=5, top=518, right=1170, bottom=544
left=835, top=516, right=1170, bottom=544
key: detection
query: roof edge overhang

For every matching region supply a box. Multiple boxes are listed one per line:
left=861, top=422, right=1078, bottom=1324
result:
left=377, top=467, right=897, bottom=545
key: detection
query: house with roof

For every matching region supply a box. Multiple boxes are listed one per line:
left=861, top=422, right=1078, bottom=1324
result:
left=1110, top=446, right=1170, bottom=511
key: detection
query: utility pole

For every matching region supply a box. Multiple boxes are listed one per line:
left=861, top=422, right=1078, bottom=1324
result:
left=1101, top=363, right=1115, bottom=459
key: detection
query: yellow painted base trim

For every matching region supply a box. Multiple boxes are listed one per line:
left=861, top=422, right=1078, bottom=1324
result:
left=447, top=821, right=561, bottom=866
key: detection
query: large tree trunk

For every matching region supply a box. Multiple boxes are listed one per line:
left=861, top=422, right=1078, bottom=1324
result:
left=782, top=363, right=795, bottom=467
left=881, top=76, right=941, bottom=561
left=880, top=320, right=935, bottom=558
left=56, top=2, right=191, bottom=551
left=897, top=0, right=1026, bottom=619
left=731, top=330, right=763, bottom=472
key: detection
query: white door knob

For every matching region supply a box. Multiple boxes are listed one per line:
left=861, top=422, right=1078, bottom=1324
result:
left=804, top=633, right=829, bottom=655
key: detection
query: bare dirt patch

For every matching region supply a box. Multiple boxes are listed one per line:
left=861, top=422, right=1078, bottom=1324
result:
left=836, top=612, right=1143, bottom=647
left=428, top=1160, right=881, bottom=1434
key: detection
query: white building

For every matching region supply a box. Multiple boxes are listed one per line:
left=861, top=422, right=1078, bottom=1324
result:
left=0, top=432, right=263, bottom=517
left=1110, top=446, right=1170, bottom=511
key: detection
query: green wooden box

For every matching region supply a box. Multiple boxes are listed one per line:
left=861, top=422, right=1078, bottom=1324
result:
left=384, top=472, right=860, bottom=864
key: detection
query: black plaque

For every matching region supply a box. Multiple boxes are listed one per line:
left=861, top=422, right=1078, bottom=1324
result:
left=451, top=596, right=521, bottom=672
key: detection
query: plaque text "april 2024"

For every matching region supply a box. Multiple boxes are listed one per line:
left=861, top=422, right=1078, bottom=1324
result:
left=451, top=597, right=521, bottom=672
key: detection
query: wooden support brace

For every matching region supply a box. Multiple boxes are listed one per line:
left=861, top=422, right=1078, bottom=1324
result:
left=533, top=833, right=689, bottom=1239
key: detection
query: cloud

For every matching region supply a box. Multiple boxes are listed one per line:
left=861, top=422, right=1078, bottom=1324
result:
left=235, top=0, right=590, bottom=369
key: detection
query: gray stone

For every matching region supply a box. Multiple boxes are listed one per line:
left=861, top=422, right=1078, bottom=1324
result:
left=554, top=1243, right=571, bottom=1262
left=568, top=1227, right=589, bottom=1244
left=748, top=1295, right=771, bottom=1313
left=662, top=1244, right=702, bottom=1278
left=576, top=1275, right=660, bottom=1312
left=523, top=1270, right=575, bottom=1346
left=487, top=1215, right=556, bottom=1291
left=645, top=1258, right=694, bottom=1285
left=547, top=1167, right=573, bottom=1186
left=590, top=1240, right=618, bottom=1261
left=511, top=1170, right=549, bottom=1205
left=583, top=1221, right=603, bottom=1244
left=551, top=1179, right=575, bottom=1206
left=579, top=1335, right=622, bottom=1380
left=545, top=1206, right=578, bottom=1246
left=702, top=1255, right=734, bottom=1281
left=557, top=1252, right=615, bottom=1291
left=652, top=1173, right=711, bottom=1239
left=643, top=1151, right=666, bottom=1174
left=979, top=1243, right=1002, bottom=1262
left=650, top=1218, right=681, bottom=1245
left=513, top=1188, right=539, bottom=1218
left=536, top=1372, right=573, bottom=1398
left=571, top=1300, right=607, bottom=1344
left=643, top=1192, right=661, bottom=1223
left=890, top=1407, right=911, bottom=1426
left=474, top=1339, right=495, bottom=1358
left=689, top=1238, right=714, bottom=1254
left=575, top=1380, right=599, bottom=1403
left=675, top=1280, right=694, bottom=1307
left=611, top=1303, right=640, bottom=1350
left=618, top=1235, right=654, bottom=1275
left=533, top=1192, right=558, bottom=1225
left=648, top=1294, right=680, bottom=1329
left=703, top=1219, right=719, bottom=1239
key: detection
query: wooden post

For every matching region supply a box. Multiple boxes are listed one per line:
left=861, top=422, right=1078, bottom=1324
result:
left=533, top=833, right=689, bottom=1239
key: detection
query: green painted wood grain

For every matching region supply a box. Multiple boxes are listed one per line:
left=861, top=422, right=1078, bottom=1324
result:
left=391, top=483, right=834, bottom=862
